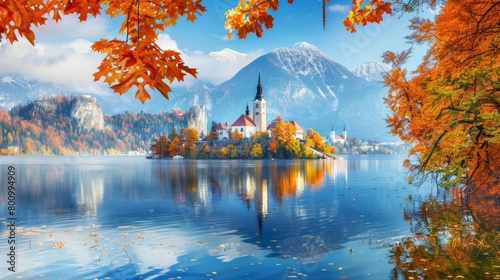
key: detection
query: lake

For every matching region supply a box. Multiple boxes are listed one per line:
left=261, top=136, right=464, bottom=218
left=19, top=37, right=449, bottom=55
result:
left=0, top=155, right=498, bottom=279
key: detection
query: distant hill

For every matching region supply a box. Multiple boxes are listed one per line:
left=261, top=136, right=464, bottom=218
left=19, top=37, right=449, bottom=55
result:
left=0, top=96, right=200, bottom=155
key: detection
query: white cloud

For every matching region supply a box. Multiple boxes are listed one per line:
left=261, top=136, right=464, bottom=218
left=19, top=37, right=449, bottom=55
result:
left=328, top=4, right=349, bottom=13
left=156, top=34, right=264, bottom=85
left=33, top=14, right=109, bottom=39
left=0, top=39, right=106, bottom=95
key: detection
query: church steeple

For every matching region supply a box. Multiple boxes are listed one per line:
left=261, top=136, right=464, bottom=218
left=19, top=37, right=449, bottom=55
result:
left=245, top=103, right=250, bottom=116
left=254, top=72, right=263, bottom=101
left=252, top=72, right=266, bottom=133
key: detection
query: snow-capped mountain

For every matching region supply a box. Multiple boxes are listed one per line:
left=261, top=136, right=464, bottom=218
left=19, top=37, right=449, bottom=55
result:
left=169, top=42, right=394, bottom=141
left=350, top=60, right=392, bottom=82
left=208, top=48, right=248, bottom=62
left=0, top=74, right=65, bottom=111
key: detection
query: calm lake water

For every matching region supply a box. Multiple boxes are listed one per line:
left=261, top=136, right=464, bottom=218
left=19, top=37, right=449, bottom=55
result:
left=0, top=155, right=497, bottom=279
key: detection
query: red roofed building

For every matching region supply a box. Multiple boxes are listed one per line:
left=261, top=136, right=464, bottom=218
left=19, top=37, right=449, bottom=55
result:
left=231, top=113, right=257, bottom=139
left=215, top=122, right=231, bottom=139
left=172, top=108, right=186, bottom=119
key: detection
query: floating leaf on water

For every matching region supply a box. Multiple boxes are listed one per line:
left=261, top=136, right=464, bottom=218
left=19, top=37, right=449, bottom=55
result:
left=117, top=226, right=133, bottom=229
left=88, top=232, right=99, bottom=237
left=196, top=241, right=206, bottom=245
left=52, top=241, right=66, bottom=248
left=340, top=276, right=348, bottom=279
left=211, top=272, right=217, bottom=275
left=338, top=267, right=343, bottom=270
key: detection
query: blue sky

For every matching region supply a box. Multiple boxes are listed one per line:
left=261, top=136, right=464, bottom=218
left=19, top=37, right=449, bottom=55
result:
left=0, top=0, right=433, bottom=95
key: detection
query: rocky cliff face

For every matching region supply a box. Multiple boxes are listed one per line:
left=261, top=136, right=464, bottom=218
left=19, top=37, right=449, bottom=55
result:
left=188, top=105, right=207, bottom=136
left=70, top=95, right=105, bottom=131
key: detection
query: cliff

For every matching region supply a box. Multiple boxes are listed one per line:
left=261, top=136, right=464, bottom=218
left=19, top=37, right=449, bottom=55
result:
left=188, top=105, right=207, bottom=136
left=70, top=95, right=105, bottom=132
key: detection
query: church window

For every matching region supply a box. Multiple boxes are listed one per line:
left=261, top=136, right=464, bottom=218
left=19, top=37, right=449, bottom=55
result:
left=256, top=112, right=259, bottom=115
left=240, top=128, right=243, bottom=132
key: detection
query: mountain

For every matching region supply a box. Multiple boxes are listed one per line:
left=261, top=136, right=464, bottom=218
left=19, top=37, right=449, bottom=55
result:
left=169, top=42, right=394, bottom=141
left=0, top=75, right=66, bottom=111
left=350, top=60, right=391, bottom=82
left=208, top=48, right=248, bottom=62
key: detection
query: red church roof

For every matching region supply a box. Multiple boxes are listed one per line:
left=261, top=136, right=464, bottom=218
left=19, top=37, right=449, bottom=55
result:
left=288, top=121, right=304, bottom=131
left=231, top=114, right=256, bottom=127
left=215, top=122, right=230, bottom=130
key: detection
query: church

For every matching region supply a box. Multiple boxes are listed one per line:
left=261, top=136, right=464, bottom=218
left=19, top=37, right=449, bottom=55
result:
left=215, top=73, right=267, bottom=139
left=329, top=125, right=347, bottom=145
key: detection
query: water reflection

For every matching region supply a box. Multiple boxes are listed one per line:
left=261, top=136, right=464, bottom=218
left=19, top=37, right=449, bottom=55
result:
left=0, top=156, right=432, bottom=279
left=389, top=188, right=500, bottom=279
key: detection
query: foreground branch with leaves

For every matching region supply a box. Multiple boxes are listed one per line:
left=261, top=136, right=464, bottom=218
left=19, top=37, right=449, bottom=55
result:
left=0, top=0, right=392, bottom=103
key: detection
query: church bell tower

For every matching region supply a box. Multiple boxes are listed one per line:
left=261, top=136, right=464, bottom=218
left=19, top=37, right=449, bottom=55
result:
left=253, top=73, right=267, bottom=133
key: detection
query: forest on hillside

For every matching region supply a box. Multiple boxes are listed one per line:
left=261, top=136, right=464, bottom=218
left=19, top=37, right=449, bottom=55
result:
left=0, top=96, right=178, bottom=155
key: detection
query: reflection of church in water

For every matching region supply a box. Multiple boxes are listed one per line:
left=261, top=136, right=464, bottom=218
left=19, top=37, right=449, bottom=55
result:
left=234, top=159, right=349, bottom=233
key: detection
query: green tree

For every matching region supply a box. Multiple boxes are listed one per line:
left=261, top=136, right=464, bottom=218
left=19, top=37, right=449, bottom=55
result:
left=168, top=127, right=179, bottom=142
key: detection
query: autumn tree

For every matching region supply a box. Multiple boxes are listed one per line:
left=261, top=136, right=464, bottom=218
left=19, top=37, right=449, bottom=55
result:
left=180, top=126, right=199, bottom=157
left=305, top=128, right=334, bottom=154
left=168, top=137, right=180, bottom=157
left=383, top=0, right=500, bottom=193
left=250, top=143, right=263, bottom=158
left=269, top=116, right=303, bottom=158
left=154, top=135, right=168, bottom=157
left=231, top=129, right=243, bottom=145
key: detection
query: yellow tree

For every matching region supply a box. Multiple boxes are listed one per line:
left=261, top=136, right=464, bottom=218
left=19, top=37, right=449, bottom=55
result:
left=305, top=128, right=334, bottom=154
left=269, top=116, right=302, bottom=158
left=231, top=129, right=243, bottom=145
left=0, top=0, right=393, bottom=104
left=181, top=126, right=199, bottom=157
left=250, top=143, right=263, bottom=158
left=383, top=0, right=500, bottom=192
